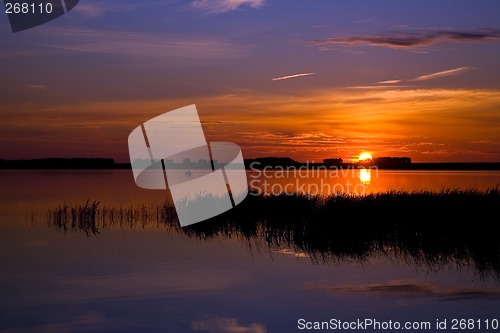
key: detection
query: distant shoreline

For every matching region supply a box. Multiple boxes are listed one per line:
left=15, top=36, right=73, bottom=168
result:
left=1, top=158, right=500, bottom=170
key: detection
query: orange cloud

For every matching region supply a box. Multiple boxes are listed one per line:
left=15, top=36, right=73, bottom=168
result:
left=412, top=67, right=472, bottom=81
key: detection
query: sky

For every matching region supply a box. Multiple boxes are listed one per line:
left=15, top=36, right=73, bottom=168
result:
left=1, top=0, right=500, bottom=162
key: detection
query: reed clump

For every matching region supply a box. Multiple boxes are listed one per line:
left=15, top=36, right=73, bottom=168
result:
left=47, top=188, right=500, bottom=278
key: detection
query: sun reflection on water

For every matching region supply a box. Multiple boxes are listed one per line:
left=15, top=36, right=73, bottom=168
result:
left=359, top=168, right=371, bottom=185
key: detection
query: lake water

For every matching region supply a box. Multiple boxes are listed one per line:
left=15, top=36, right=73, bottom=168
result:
left=1, top=170, right=499, bottom=332
left=247, top=168, right=500, bottom=195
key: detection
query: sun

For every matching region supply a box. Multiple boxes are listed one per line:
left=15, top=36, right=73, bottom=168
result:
left=359, top=152, right=373, bottom=162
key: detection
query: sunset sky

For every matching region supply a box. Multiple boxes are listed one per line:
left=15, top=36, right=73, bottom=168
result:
left=1, top=0, right=500, bottom=162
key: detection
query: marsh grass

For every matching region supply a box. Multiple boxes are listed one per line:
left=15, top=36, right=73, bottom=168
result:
left=47, top=189, right=500, bottom=278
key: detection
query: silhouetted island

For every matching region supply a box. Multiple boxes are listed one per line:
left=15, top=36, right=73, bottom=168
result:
left=1, top=157, right=500, bottom=170
left=0, top=158, right=130, bottom=170
left=244, top=156, right=500, bottom=170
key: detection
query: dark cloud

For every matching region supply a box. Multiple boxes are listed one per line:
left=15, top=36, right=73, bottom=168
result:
left=307, top=29, right=500, bottom=49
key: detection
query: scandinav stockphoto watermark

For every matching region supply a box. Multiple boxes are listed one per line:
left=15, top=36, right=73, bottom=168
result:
left=247, top=161, right=378, bottom=198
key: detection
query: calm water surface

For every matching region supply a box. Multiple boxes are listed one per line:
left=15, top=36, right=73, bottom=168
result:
left=248, top=169, right=500, bottom=195
left=1, top=170, right=499, bottom=332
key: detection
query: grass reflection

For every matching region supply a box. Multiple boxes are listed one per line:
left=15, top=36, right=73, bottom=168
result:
left=47, top=189, right=500, bottom=279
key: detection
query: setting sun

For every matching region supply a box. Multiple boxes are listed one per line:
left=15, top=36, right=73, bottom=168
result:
left=359, top=152, right=373, bottom=162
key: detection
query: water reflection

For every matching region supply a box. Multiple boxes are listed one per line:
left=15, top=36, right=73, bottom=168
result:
left=5, top=171, right=500, bottom=332
left=46, top=190, right=500, bottom=280
left=246, top=169, right=500, bottom=195
left=304, top=280, right=500, bottom=301
left=359, top=168, right=371, bottom=185
left=192, top=317, right=268, bottom=333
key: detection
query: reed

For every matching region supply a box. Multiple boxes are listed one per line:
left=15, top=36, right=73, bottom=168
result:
left=47, top=189, right=500, bottom=278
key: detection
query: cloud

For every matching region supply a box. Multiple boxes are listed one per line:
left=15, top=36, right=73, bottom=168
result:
left=72, top=3, right=107, bottom=17
left=192, top=317, right=267, bottom=333
left=363, top=67, right=471, bottom=89
left=346, top=85, right=410, bottom=90
left=272, top=72, right=316, bottom=81
left=412, top=66, right=472, bottom=81
left=377, top=80, right=402, bottom=84
left=3, top=88, right=500, bottom=162
left=31, top=28, right=248, bottom=59
left=192, top=0, right=264, bottom=14
left=355, top=18, right=379, bottom=24
left=72, top=1, right=169, bottom=17
left=307, top=29, right=500, bottom=50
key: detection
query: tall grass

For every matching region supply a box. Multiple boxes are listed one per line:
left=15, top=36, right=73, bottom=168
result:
left=47, top=189, right=500, bottom=278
